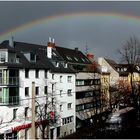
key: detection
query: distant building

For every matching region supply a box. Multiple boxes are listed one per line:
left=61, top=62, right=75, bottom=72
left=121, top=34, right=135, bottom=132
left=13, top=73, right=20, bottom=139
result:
left=98, top=57, right=140, bottom=109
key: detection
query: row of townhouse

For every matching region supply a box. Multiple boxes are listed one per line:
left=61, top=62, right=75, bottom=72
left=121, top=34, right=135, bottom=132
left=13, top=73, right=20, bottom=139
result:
left=0, top=37, right=104, bottom=139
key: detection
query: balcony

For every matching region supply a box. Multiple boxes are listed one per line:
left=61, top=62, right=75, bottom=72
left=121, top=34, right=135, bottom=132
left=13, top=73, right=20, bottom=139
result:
left=0, top=96, right=20, bottom=106
left=0, top=77, right=19, bottom=86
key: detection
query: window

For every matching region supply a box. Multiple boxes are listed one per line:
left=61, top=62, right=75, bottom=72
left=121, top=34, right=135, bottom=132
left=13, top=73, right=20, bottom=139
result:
left=16, top=56, right=19, bottom=63
left=52, top=97, right=54, bottom=105
left=0, top=70, right=2, bottom=85
left=70, top=130, right=73, bottom=134
left=45, top=70, right=47, bottom=78
left=35, top=106, right=38, bottom=115
left=25, top=107, right=29, bottom=118
left=76, top=80, right=84, bottom=86
left=64, top=63, right=68, bottom=68
left=76, top=104, right=84, bottom=111
left=67, top=89, right=72, bottom=96
left=68, top=103, right=72, bottom=109
left=74, top=57, right=78, bottom=61
left=52, top=84, right=55, bottom=92
left=85, top=102, right=93, bottom=109
left=64, top=132, right=67, bottom=136
left=25, top=87, right=29, bottom=97
left=35, top=70, right=39, bottom=78
left=81, top=58, right=86, bottom=62
left=0, top=52, right=6, bottom=63
left=0, top=88, right=2, bottom=102
left=44, top=86, right=47, bottom=94
left=57, top=127, right=60, bottom=137
left=66, top=56, right=72, bottom=61
left=35, top=87, right=39, bottom=95
left=25, top=69, right=29, bottom=78
left=62, top=116, right=73, bottom=125
left=25, top=128, right=29, bottom=139
left=60, top=104, right=62, bottom=111
left=52, top=74, right=54, bottom=80
left=30, top=53, right=36, bottom=62
left=68, top=76, right=72, bottom=83
left=44, top=104, right=47, bottom=114
left=60, top=76, right=62, bottom=83
left=13, top=108, right=18, bottom=120
left=60, top=90, right=63, bottom=97
left=85, top=91, right=93, bottom=97
left=52, top=51, right=57, bottom=56
left=55, top=62, right=59, bottom=67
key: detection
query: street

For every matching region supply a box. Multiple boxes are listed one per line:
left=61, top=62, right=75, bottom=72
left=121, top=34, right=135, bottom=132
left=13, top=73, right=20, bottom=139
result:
left=64, top=108, right=140, bottom=139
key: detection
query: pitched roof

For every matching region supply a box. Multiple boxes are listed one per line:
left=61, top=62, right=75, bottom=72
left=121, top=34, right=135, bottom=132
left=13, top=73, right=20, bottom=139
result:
left=56, top=46, right=92, bottom=65
left=0, top=40, right=75, bottom=73
left=105, top=58, right=140, bottom=75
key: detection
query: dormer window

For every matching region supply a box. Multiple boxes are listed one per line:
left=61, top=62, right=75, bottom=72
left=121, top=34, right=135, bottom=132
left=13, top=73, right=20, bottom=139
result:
left=56, top=62, right=59, bottom=67
left=16, top=55, right=20, bottom=63
left=81, top=58, right=86, bottom=62
left=124, top=68, right=127, bottom=71
left=52, top=51, right=57, bottom=56
left=117, top=68, right=120, bottom=71
left=30, top=53, right=36, bottom=62
left=74, top=57, right=78, bottom=61
left=24, top=52, right=36, bottom=62
left=66, top=56, right=72, bottom=61
left=64, top=63, right=68, bottom=68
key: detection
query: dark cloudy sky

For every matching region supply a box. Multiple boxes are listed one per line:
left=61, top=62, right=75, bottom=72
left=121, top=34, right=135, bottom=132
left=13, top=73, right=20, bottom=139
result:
left=0, top=1, right=140, bottom=62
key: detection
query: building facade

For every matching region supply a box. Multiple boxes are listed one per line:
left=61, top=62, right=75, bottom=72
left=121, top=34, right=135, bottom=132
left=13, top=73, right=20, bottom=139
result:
left=98, top=57, right=140, bottom=110
left=0, top=38, right=76, bottom=139
left=55, top=47, right=102, bottom=129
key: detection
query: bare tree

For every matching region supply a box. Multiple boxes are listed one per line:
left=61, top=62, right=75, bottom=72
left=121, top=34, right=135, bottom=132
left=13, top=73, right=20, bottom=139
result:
left=118, top=36, right=140, bottom=108
left=114, top=79, right=131, bottom=109
left=35, top=94, right=60, bottom=139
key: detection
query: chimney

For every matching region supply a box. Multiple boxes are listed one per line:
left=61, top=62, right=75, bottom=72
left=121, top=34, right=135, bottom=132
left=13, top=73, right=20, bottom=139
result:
left=9, top=36, right=14, bottom=47
left=47, top=37, right=55, bottom=58
left=47, top=37, right=55, bottom=48
left=87, top=53, right=94, bottom=63
left=87, top=53, right=94, bottom=59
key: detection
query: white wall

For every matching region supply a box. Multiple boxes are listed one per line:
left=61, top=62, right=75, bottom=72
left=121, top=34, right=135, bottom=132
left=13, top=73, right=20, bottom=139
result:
left=98, top=57, right=119, bottom=86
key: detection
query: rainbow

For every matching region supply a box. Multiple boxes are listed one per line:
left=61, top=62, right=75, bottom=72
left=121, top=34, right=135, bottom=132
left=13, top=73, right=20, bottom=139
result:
left=1, top=11, right=140, bottom=41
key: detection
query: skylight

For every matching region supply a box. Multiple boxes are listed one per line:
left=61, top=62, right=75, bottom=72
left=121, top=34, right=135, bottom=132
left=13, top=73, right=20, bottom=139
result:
left=74, top=57, right=78, bottom=61
left=66, top=56, right=72, bottom=61
left=52, top=51, right=57, bottom=56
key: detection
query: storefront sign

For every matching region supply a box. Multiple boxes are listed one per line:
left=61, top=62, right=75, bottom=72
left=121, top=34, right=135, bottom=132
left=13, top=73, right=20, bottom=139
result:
left=11, top=123, right=31, bottom=132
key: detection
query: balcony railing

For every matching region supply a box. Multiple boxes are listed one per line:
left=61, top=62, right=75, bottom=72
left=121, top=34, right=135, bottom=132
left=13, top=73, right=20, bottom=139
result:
left=0, top=96, right=20, bottom=106
left=0, top=77, right=19, bottom=86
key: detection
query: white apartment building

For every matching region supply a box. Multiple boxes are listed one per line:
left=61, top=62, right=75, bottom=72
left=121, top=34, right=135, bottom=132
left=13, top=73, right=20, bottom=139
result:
left=0, top=38, right=76, bottom=139
left=55, top=47, right=102, bottom=129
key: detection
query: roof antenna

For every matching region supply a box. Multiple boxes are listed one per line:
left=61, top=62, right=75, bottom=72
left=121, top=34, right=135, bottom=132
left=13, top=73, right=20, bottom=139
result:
left=85, top=41, right=88, bottom=55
